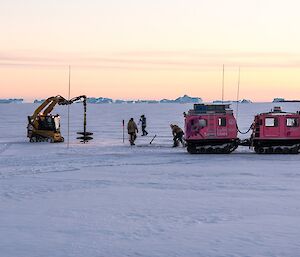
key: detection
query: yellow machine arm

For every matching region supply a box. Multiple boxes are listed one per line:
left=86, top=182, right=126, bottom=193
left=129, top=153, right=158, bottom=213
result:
left=59, top=95, right=87, bottom=132
left=30, top=95, right=68, bottom=122
left=62, top=95, right=87, bottom=105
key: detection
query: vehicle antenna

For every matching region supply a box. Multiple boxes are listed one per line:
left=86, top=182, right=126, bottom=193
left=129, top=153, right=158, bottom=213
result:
left=236, top=66, right=241, bottom=122
left=222, top=64, right=225, bottom=103
left=67, top=65, right=71, bottom=148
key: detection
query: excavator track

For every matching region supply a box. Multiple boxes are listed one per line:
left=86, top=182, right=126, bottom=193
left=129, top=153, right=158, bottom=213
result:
left=29, top=136, right=64, bottom=143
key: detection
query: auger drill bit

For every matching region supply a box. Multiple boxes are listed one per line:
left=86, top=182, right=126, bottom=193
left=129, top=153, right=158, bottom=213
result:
left=76, top=97, right=93, bottom=143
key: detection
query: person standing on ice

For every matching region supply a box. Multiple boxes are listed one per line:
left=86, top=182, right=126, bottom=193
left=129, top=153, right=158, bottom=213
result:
left=170, top=124, right=184, bottom=147
left=127, top=118, right=138, bottom=145
left=139, top=115, right=148, bottom=136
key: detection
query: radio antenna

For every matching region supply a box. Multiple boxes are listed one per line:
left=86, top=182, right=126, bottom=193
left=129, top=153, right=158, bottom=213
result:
left=236, top=66, right=241, bottom=122
left=67, top=65, right=71, bottom=148
left=222, top=64, right=225, bottom=103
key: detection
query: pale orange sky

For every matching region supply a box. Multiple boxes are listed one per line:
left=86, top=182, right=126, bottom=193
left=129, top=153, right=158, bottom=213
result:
left=1, top=0, right=300, bottom=101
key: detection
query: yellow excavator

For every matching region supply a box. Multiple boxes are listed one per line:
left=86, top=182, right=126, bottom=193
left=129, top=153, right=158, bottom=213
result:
left=27, top=95, right=93, bottom=143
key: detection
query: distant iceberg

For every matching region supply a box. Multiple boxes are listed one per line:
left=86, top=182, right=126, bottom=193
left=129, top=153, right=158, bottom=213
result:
left=273, top=98, right=285, bottom=102
left=87, top=97, right=113, bottom=104
left=159, top=95, right=203, bottom=104
left=212, top=99, right=252, bottom=104
left=34, top=99, right=45, bottom=104
left=0, top=98, right=23, bottom=104
left=240, top=99, right=252, bottom=103
left=173, top=95, right=203, bottom=104
left=85, top=95, right=203, bottom=104
left=212, top=100, right=232, bottom=104
left=272, top=98, right=300, bottom=103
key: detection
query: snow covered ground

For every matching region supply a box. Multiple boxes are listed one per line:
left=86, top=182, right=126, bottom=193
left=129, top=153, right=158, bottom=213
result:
left=1, top=102, right=300, bottom=257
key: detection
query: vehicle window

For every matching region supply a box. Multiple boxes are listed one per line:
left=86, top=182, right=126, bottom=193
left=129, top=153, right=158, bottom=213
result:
left=286, top=118, right=299, bottom=127
left=199, top=119, right=207, bottom=127
left=218, top=117, right=226, bottom=127
left=265, top=117, right=278, bottom=127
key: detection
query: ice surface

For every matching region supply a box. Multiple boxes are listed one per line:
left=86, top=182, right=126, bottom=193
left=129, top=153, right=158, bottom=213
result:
left=1, top=103, right=300, bottom=257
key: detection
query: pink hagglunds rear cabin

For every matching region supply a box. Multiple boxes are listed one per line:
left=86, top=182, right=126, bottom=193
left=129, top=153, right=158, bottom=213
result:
left=251, top=106, right=300, bottom=153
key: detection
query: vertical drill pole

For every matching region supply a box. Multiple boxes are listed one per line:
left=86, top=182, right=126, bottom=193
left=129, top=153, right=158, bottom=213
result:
left=122, top=119, right=125, bottom=143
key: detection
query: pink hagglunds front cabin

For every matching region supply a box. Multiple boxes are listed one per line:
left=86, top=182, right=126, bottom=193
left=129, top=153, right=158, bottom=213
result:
left=184, top=104, right=239, bottom=154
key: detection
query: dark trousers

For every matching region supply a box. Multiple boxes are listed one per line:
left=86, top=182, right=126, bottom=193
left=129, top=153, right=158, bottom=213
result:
left=173, top=132, right=184, bottom=146
left=129, top=133, right=137, bottom=145
left=142, top=126, right=148, bottom=136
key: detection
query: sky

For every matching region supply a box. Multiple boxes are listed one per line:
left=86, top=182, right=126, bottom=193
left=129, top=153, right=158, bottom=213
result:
left=1, top=0, right=300, bottom=102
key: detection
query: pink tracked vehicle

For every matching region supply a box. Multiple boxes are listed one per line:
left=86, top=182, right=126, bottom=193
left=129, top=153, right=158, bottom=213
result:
left=249, top=107, right=300, bottom=154
left=185, top=104, right=239, bottom=153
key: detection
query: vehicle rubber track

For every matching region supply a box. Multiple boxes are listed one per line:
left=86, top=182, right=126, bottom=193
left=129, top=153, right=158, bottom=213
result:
left=187, top=142, right=238, bottom=154
left=254, top=144, right=300, bottom=154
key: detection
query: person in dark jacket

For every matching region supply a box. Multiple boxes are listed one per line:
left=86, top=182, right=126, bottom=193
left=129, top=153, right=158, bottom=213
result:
left=127, top=118, right=138, bottom=145
left=139, top=115, right=148, bottom=136
left=170, top=124, right=184, bottom=147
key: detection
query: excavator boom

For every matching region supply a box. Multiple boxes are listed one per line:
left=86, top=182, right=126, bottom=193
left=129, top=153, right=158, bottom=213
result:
left=30, top=95, right=68, bottom=123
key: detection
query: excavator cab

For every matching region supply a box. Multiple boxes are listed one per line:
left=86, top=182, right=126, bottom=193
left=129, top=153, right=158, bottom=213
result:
left=35, top=115, right=60, bottom=132
left=27, top=114, right=64, bottom=143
